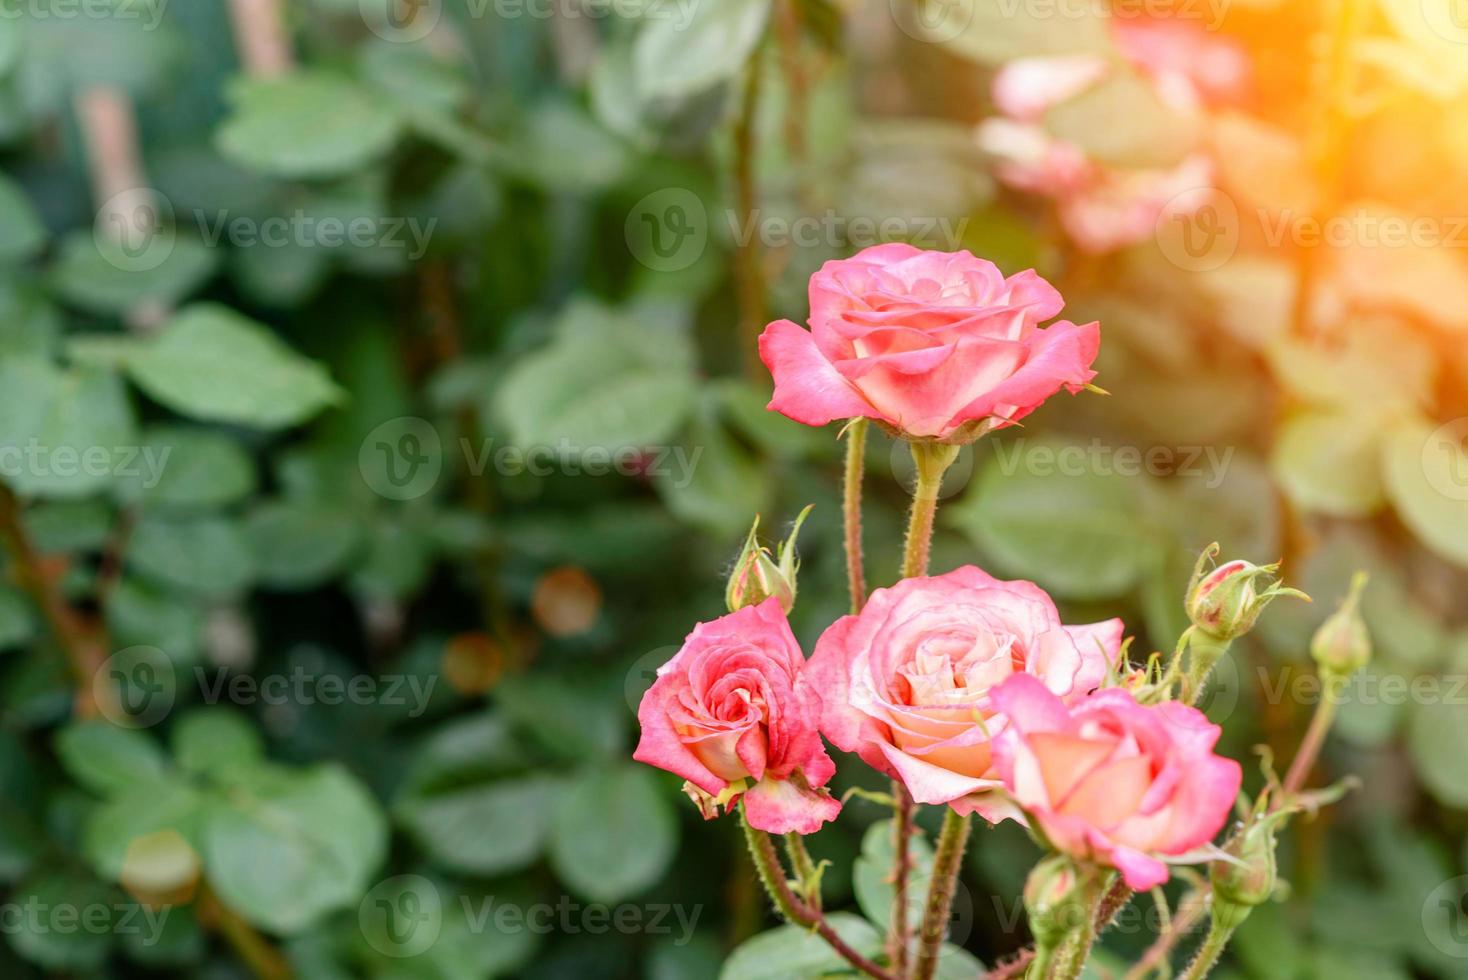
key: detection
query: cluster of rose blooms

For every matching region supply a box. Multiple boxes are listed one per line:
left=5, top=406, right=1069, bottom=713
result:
left=632, top=246, right=1368, bottom=980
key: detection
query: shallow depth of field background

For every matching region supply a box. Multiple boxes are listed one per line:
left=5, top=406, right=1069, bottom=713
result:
left=0, top=0, right=1465, bottom=977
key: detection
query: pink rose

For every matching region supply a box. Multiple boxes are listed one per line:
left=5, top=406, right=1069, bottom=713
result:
left=806, top=567, right=1123, bottom=819
left=633, top=598, right=840, bottom=834
left=988, top=674, right=1242, bottom=890
left=758, top=244, right=1100, bottom=441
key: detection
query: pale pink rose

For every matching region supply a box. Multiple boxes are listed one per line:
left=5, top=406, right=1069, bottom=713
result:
left=806, top=567, right=1123, bottom=819
left=988, top=674, right=1243, bottom=890
left=758, top=244, right=1100, bottom=441
left=633, top=598, right=840, bottom=834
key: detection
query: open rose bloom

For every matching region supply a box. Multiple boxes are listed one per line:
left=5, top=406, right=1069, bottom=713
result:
left=989, top=674, right=1243, bottom=890
left=807, top=566, right=1123, bottom=819
left=759, top=244, right=1100, bottom=441
left=633, top=598, right=840, bottom=834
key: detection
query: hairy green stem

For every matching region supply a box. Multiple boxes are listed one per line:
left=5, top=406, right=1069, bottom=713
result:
left=890, top=782, right=914, bottom=976
left=901, top=443, right=959, bottom=580
left=1281, top=681, right=1340, bottom=799
left=843, top=419, right=869, bottom=614
left=783, top=832, right=821, bottom=911
left=1178, top=906, right=1244, bottom=980
left=914, top=809, right=972, bottom=980
left=740, top=808, right=897, bottom=980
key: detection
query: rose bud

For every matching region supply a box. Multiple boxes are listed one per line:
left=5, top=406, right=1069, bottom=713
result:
left=1186, top=546, right=1308, bottom=642
left=1210, top=816, right=1278, bottom=914
left=1024, top=854, right=1083, bottom=947
left=1311, top=572, right=1371, bottom=680
left=724, top=507, right=811, bottom=615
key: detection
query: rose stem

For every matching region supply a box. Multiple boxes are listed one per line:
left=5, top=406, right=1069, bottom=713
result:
left=898, top=442, right=961, bottom=980
left=1122, top=888, right=1208, bottom=980
left=901, top=443, right=960, bottom=580
left=733, top=36, right=768, bottom=380
left=842, top=419, right=869, bottom=615
left=740, top=807, right=897, bottom=980
left=1280, top=678, right=1341, bottom=800
left=1176, top=906, right=1244, bottom=980
left=783, top=832, right=821, bottom=911
left=890, top=783, right=915, bottom=976
left=913, top=808, right=972, bottom=980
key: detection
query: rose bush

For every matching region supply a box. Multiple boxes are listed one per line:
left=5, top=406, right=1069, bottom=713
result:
left=758, top=244, right=1100, bottom=441
left=807, top=566, right=1124, bottom=819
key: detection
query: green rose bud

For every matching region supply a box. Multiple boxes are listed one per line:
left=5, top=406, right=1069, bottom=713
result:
left=1311, top=572, right=1371, bottom=680
left=1186, top=545, right=1308, bottom=642
left=725, top=507, right=812, bottom=614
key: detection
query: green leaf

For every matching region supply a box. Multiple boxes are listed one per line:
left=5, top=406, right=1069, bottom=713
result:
left=550, top=765, right=678, bottom=902
left=1382, top=418, right=1468, bottom=568
left=0, top=586, right=35, bottom=650
left=128, top=513, right=256, bottom=597
left=1408, top=695, right=1468, bottom=808
left=0, top=357, right=138, bottom=499
left=929, top=0, right=1112, bottom=65
left=720, top=913, right=882, bottom=980
left=172, top=709, right=264, bottom=779
left=6, top=869, right=113, bottom=969
left=124, top=304, right=343, bottom=430
left=48, top=232, right=217, bottom=316
left=55, top=721, right=170, bottom=796
left=494, top=300, right=696, bottom=451
left=83, top=777, right=203, bottom=884
left=203, top=764, right=387, bottom=934
left=396, top=774, right=560, bottom=877
left=655, top=401, right=770, bottom=540
left=1272, top=410, right=1386, bottom=517
left=948, top=439, right=1165, bottom=600
left=0, top=174, right=44, bottom=262
left=247, top=500, right=365, bottom=590
left=216, top=72, right=402, bottom=179
left=106, top=578, right=206, bottom=664
left=498, top=672, right=629, bottom=760
left=118, top=425, right=257, bottom=508
left=634, top=0, right=770, bottom=100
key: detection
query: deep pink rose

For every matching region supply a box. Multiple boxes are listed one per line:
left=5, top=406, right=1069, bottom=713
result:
left=806, top=567, right=1123, bottom=819
left=633, top=598, right=840, bottom=834
left=988, top=674, right=1243, bottom=890
left=758, top=244, right=1100, bottom=441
